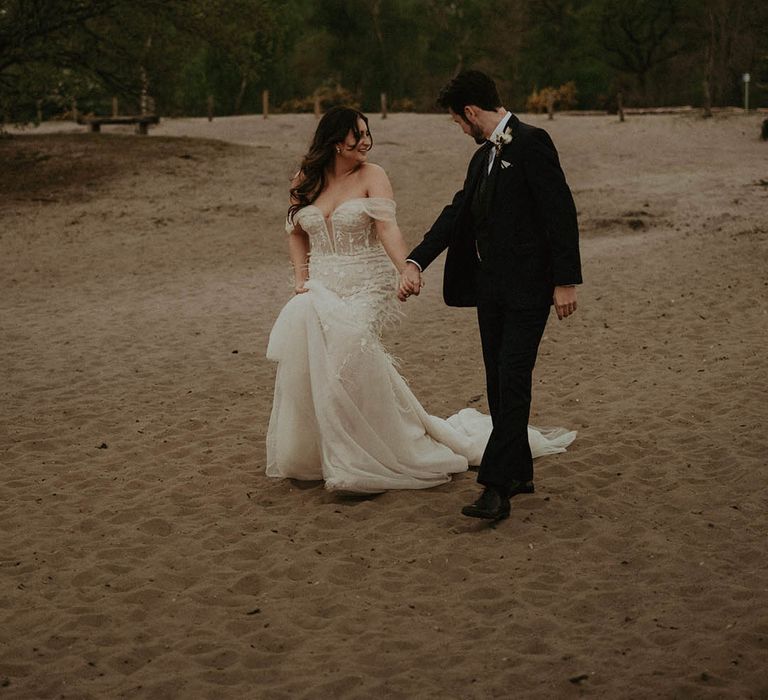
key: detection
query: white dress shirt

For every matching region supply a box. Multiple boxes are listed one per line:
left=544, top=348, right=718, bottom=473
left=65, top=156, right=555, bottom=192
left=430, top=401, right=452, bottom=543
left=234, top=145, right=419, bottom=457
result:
left=486, top=110, right=512, bottom=173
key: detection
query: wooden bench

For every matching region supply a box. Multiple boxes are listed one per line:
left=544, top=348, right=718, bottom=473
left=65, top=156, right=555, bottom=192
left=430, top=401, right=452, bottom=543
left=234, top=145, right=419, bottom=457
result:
left=77, top=114, right=160, bottom=135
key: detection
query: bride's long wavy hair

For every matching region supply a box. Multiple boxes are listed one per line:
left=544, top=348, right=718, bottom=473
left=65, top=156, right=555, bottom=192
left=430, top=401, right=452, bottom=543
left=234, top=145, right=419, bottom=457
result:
left=288, top=106, right=372, bottom=222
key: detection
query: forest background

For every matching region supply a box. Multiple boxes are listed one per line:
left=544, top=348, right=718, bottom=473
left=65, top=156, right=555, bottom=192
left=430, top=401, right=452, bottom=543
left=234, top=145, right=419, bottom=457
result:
left=1, top=0, right=767, bottom=122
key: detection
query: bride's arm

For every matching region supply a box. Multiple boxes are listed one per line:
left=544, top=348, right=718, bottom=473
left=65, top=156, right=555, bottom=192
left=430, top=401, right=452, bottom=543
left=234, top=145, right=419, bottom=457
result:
left=287, top=174, right=310, bottom=294
left=366, top=166, right=422, bottom=297
left=375, top=221, right=409, bottom=274
left=287, top=227, right=310, bottom=294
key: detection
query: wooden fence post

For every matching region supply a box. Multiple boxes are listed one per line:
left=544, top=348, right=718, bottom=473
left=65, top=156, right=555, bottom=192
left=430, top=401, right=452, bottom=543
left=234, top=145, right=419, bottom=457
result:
left=313, top=95, right=321, bottom=119
left=112, top=97, right=119, bottom=117
left=140, top=65, right=149, bottom=116
left=72, top=98, right=78, bottom=122
left=140, top=35, right=152, bottom=116
left=207, top=94, right=214, bottom=122
left=702, top=81, right=712, bottom=118
left=262, top=90, right=269, bottom=119
left=617, top=91, right=625, bottom=122
left=380, top=92, right=388, bottom=119
left=546, top=92, right=555, bottom=120
left=36, top=99, right=42, bottom=124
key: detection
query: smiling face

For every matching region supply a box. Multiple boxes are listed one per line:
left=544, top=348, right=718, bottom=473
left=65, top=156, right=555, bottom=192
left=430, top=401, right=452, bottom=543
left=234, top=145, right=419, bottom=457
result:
left=335, top=118, right=372, bottom=166
left=449, top=107, right=485, bottom=145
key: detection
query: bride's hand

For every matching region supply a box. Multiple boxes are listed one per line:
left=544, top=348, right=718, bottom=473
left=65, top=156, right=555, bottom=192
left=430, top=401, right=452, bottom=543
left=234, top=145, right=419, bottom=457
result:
left=295, top=283, right=309, bottom=294
left=398, top=271, right=422, bottom=302
left=401, top=263, right=423, bottom=295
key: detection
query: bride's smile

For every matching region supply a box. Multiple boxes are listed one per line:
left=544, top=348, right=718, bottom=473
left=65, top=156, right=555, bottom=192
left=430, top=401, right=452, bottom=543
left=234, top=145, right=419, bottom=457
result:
left=338, top=117, right=372, bottom=167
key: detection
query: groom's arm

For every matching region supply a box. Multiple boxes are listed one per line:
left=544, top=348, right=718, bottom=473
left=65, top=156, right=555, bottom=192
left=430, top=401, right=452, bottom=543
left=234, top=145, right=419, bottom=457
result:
left=400, top=189, right=466, bottom=298
left=523, top=129, right=582, bottom=286
left=406, top=187, right=465, bottom=271
left=406, top=151, right=482, bottom=271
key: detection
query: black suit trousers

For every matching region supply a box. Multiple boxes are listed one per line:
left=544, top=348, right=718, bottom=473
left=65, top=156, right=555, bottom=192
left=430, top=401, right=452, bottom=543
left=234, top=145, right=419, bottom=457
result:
left=476, top=298, right=550, bottom=487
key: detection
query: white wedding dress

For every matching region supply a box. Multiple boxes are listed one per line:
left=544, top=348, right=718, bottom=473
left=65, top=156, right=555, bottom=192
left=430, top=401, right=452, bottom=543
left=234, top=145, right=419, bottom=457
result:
left=266, top=197, right=575, bottom=493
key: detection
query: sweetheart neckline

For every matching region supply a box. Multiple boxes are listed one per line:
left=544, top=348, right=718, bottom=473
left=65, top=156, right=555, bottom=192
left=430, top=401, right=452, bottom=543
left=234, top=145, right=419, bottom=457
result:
left=302, top=196, right=394, bottom=221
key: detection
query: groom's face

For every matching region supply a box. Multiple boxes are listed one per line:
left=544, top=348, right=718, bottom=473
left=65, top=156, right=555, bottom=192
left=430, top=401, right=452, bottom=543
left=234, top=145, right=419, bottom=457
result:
left=449, top=107, right=485, bottom=145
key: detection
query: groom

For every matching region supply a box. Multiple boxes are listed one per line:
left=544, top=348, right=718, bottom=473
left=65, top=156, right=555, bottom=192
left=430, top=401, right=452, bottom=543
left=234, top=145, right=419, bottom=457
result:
left=399, top=70, right=582, bottom=521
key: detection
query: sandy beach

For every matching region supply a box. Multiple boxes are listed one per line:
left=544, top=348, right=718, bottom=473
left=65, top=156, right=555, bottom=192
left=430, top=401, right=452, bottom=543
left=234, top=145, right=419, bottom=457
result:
left=1, top=111, right=767, bottom=699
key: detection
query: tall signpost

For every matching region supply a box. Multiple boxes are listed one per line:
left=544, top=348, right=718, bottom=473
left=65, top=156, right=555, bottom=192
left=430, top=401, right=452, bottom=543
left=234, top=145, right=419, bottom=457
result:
left=743, top=73, right=750, bottom=112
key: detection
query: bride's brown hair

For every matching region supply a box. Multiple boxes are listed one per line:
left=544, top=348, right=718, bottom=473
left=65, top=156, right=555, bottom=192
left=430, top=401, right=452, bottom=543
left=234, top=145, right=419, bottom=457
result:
left=288, top=106, right=372, bottom=222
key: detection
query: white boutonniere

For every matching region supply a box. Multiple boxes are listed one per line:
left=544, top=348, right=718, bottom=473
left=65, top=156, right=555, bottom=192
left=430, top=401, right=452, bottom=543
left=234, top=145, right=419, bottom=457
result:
left=501, top=159, right=512, bottom=169
left=494, top=128, right=513, bottom=155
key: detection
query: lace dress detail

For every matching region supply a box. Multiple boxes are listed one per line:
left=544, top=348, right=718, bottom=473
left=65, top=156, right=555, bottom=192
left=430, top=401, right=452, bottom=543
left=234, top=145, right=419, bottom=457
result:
left=267, top=197, right=575, bottom=492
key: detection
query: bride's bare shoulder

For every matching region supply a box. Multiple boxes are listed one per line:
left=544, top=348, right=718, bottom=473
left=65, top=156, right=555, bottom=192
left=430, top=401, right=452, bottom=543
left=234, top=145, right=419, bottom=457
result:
left=360, top=162, right=387, bottom=179
left=360, top=163, right=393, bottom=197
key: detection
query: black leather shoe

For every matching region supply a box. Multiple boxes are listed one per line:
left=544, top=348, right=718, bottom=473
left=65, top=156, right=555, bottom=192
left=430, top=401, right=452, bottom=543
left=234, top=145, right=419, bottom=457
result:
left=461, top=486, right=511, bottom=520
left=507, top=480, right=535, bottom=498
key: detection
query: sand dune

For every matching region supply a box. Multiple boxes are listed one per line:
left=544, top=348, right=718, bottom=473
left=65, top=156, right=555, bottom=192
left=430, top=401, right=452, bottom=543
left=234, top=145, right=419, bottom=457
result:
left=1, top=111, right=767, bottom=698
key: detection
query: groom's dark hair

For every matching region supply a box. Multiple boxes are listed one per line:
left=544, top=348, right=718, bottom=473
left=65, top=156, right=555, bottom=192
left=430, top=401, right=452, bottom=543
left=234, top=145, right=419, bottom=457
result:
left=438, top=70, right=502, bottom=120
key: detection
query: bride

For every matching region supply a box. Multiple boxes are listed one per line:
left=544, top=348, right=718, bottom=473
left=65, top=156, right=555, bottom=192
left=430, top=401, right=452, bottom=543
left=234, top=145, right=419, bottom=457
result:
left=266, top=107, right=574, bottom=494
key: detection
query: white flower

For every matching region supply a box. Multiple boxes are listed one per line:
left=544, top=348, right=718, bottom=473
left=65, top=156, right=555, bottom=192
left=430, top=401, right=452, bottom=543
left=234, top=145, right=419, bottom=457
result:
left=494, top=129, right=513, bottom=155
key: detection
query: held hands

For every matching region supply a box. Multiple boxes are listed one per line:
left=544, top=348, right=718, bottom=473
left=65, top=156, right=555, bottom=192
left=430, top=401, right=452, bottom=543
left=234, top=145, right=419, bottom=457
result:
left=397, top=262, right=423, bottom=302
left=553, top=285, right=577, bottom=320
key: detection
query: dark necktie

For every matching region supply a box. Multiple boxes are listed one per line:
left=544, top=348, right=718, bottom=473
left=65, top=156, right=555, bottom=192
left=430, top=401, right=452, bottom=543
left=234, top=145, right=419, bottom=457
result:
left=477, top=143, right=495, bottom=201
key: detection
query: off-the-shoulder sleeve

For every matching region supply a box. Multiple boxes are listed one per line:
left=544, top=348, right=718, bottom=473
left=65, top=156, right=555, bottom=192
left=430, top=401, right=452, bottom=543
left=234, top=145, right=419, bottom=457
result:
left=285, top=216, right=295, bottom=234
left=360, top=197, right=396, bottom=222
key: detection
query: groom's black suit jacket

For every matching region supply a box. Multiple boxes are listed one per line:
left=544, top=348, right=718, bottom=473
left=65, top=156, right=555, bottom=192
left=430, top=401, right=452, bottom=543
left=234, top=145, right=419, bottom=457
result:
left=408, top=114, right=582, bottom=308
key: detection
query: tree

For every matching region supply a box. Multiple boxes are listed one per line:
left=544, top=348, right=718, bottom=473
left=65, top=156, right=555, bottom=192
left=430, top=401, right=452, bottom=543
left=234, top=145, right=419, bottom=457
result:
left=589, top=0, right=686, bottom=103
left=2, top=0, right=763, bottom=119
left=515, top=0, right=610, bottom=109
left=0, top=0, right=288, bottom=120
left=0, top=0, right=119, bottom=117
left=169, top=0, right=287, bottom=114
left=695, top=0, right=768, bottom=111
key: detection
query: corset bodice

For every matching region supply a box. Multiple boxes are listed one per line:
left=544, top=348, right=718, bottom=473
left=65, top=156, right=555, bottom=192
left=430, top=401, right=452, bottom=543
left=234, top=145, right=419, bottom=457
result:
left=291, top=197, right=397, bottom=257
